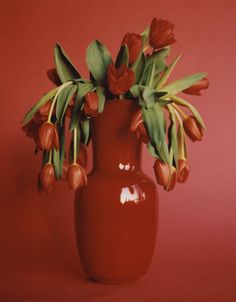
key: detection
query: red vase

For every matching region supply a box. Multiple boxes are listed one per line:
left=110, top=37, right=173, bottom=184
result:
left=75, top=99, right=158, bottom=284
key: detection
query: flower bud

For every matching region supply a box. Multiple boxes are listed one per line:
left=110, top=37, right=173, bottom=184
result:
left=38, top=163, right=55, bottom=193
left=84, top=92, right=99, bottom=117
left=107, top=63, right=135, bottom=95
left=67, top=163, right=87, bottom=190
left=183, top=115, right=203, bottom=142
left=121, top=33, right=142, bottom=65
left=164, top=167, right=177, bottom=192
left=183, top=78, right=209, bottom=96
left=153, top=159, right=170, bottom=187
left=38, top=122, right=59, bottom=151
left=149, top=18, right=176, bottom=49
left=177, top=159, right=190, bottom=183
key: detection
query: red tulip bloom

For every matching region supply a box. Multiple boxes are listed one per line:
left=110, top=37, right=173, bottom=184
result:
left=149, top=18, right=176, bottom=49
left=121, top=33, right=143, bottom=65
left=153, top=159, right=171, bottom=187
left=38, top=163, right=56, bottom=193
left=22, top=119, right=41, bottom=144
left=183, top=115, right=203, bottom=142
left=164, top=167, right=177, bottom=192
left=183, top=78, right=209, bottom=96
left=84, top=92, right=99, bottom=117
left=38, top=122, right=59, bottom=151
left=47, top=68, right=62, bottom=86
left=35, top=101, right=53, bottom=122
left=107, top=63, right=135, bottom=95
left=67, top=163, right=87, bottom=190
left=177, top=159, right=190, bottom=183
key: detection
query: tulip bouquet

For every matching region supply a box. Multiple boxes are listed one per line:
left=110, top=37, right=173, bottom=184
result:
left=21, top=17, right=209, bottom=193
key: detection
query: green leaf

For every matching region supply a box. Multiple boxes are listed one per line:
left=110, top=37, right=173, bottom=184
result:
left=42, top=151, right=50, bottom=166
left=80, top=119, right=90, bottom=146
left=54, top=43, right=80, bottom=83
left=115, top=44, right=129, bottom=67
left=146, top=62, right=155, bottom=87
left=96, top=86, right=106, bottom=113
left=86, top=40, right=112, bottom=84
left=159, top=72, right=207, bottom=97
left=147, top=142, right=159, bottom=158
left=141, top=26, right=150, bottom=47
left=167, top=105, right=178, bottom=167
left=59, top=121, right=66, bottom=176
left=131, top=52, right=145, bottom=84
left=156, top=55, right=181, bottom=89
left=171, top=95, right=206, bottom=129
left=59, top=85, right=77, bottom=125
left=142, top=103, right=170, bottom=164
left=53, top=147, right=60, bottom=179
left=21, top=87, right=58, bottom=125
left=69, top=82, right=95, bottom=131
left=56, top=84, right=73, bottom=122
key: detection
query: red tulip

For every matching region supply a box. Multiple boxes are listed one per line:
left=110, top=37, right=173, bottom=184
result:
left=22, top=119, right=41, bottom=144
left=35, top=101, right=53, bottom=122
left=38, top=163, right=56, bottom=193
left=84, top=92, right=99, bottom=117
left=183, top=115, right=203, bottom=142
left=107, top=63, right=135, bottom=95
left=67, top=163, right=87, bottom=190
left=121, top=33, right=143, bottom=65
left=164, top=167, right=177, bottom=192
left=153, top=159, right=171, bottom=187
left=38, top=122, right=59, bottom=151
left=78, top=144, right=88, bottom=168
left=149, top=18, right=176, bottom=49
left=47, top=69, right=62, bottom=86
left=177, top=159, right=190, bottom=183
left=183, top=78, right=209, bottom=96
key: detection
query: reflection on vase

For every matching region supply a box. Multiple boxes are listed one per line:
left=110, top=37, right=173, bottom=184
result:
left=120, top=184, right=146, bottom=205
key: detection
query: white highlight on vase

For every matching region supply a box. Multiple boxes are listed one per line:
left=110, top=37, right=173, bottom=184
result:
left=120, top=185, right=146, bottom=205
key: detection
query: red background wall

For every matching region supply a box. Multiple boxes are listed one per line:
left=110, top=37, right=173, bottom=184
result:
left=0, top=0, right=235, bottom=301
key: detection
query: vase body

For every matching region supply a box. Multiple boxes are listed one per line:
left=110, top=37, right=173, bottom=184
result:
left=75, top=99, right=158, bottom=284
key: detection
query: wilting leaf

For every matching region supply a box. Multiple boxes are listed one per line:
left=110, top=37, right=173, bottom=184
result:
left=132, top=52, right=145, bottom=84
left=56, top=84, right=73, bottom=121
left=97, top=85, right=106, bottom=113
left=54, top=43, right=80, bottom=83
left=167, top=105, right=178, bottom=167
left=80, top=119, right=90, bottom=146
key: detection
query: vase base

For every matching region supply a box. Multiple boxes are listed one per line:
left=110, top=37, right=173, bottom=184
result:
left=91, top=277, right=139, bottom=285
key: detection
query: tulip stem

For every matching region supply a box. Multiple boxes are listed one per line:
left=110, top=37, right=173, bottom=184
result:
left=47, top=81, right=73, bottom=123
left=172, top=103, right=188, bottom=119
left=73, top=128, right=77, bottom=164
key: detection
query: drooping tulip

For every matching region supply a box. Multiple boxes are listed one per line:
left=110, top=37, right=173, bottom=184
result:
left=38, top=163, right=56, bottom=193
left=183, top=78, right=209, bottom=96
left=22, top=119, right=41, bottom=144
left=153, top=159, right=171, bottom=187
left=149, top=18, right=176, bottom=49
left=84, top=92, right=99, bottom=117
left=183, top=115, right=203, bottom=142
left=67, top=163, right=87, bottom=190
left=130, top=110, right=149, bottom=143
left=121, top=33, right=143, bottom=65
left=35, top=101, right=53, bottom=122
left=107, top=63, right=135, bottom=95
left=164, top=167, right=177, bottom=192
left=177, top=159, right=190, bottom=183
left=38, top=122, right=59, bottom=151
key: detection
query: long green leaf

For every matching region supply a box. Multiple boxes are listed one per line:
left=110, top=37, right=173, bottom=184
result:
left=54, top=44, right=80, bottom=83
left=132, top=52, right=145, bottom=84
left=80, top=119, right=90, bottom=146
left=21, top=87, right=58, bottom=125
left=60, top=85, right=77, bottom=125
left=56, top=85, right=73, bottom=121
left=141, top=27, right=150, bottom=47
left=160, top=73, right=207, bottom=97
left=167, top=105, right=178, bottom=167
left=69, top=82, right=95, bottom=131
left=86, top=40, right=112, bottom=84
left=142, top=104, right=170, bottom=164
left=156, top=55, right=182, bottom=89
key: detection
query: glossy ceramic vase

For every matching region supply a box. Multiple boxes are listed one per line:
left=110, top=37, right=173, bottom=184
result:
left=75, top=99, right=158, bottom=284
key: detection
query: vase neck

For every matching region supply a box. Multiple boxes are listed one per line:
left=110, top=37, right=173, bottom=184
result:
left=91, top=100, right=141, bottom=174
